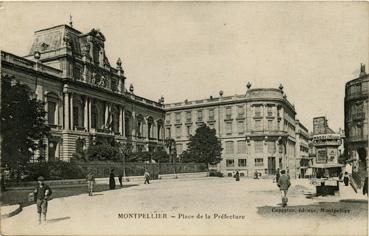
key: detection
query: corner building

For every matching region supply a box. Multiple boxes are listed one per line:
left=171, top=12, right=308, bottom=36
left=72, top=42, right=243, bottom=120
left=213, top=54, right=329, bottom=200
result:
left=1, top=24, right=166, bottom=161
left=344, top=64, right=369, bottom=188
left=164, top=85, right=300, bottom=177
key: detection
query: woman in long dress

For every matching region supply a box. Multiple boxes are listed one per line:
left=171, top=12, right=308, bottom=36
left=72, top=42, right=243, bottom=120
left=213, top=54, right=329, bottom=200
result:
left=109, top=169, right=116, bottom=190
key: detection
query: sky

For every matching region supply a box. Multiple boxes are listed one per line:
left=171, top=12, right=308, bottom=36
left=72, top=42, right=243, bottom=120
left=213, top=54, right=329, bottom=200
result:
left=1, top=1, right=368, bottom=132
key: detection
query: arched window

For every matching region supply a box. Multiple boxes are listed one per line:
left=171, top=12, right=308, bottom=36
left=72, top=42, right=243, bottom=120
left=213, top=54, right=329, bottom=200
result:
left=46, top=92, right=59, bottom=126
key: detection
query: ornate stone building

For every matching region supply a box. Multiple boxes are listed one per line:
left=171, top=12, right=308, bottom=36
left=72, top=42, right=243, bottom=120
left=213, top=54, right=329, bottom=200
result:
left=1, top=24, right=166, bottom=161
left=164, top=84, right=304, bottom=177
left=310, top=117, right=344, bottom=178
left=344, top=64, right=369, bottom=188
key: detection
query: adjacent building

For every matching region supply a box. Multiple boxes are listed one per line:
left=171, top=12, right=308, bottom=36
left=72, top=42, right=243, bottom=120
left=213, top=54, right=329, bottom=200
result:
left=310, top=117, right=344, bottom=178
left=344, top=64, right=369, bottom=188
left=164, top=84, right=305, bottom=178
left=295, top=120, right=310, bottom=178
left=1, top=24, right=166, bottom=162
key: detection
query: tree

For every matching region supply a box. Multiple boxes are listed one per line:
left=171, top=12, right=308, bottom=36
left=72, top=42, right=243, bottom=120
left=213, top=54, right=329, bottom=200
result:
left=1, top=79, right=50, bottom=184
left=182, top=124, right=223, bottom=164
left=164, top=138, right=176, bottom=163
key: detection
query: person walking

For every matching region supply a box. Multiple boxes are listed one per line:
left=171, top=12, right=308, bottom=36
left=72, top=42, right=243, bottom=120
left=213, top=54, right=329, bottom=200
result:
left=343, top=172, right=350, bottom=186
left=277, top=170, right=291, bottom=207
left=118, top=173, right=123, bottom=188
left=33, top=176, right=52, bottom=224
left=109, top=169, right=116, bottom=190
left=86, top=171, right=95, bottom=196
left=275, top=168, right=280, bottom=183
left=234, top=171, right=240, bottom=181
left=144, top=169, right=150, bottom=184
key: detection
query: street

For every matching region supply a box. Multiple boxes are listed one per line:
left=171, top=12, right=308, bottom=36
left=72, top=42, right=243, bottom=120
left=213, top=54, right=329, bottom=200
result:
left=1, top=177, right=367, bottom=236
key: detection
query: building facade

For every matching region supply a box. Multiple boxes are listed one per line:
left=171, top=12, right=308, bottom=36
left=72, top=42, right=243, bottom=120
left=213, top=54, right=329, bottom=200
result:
left=344, top=64, right=369, bottom=187
left=295, top=120, right=310, bottom=178
left=164, top=84, right=304, bottom=178
left=310, top=117, right=344, bottom=178
left=1, top=24, right=166, bottom=162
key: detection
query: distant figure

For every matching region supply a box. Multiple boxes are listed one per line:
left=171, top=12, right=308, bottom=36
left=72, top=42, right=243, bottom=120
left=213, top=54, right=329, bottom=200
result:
left=275, top=168, right=280, bottom=183
left=86, top=171, right=95, bottom=196
left=118, top=173, right=123, bottom=187
left=33, top=176, right=52, bottom=224
left=234, top=171, right=240, bottom=181
left=109, top=169, right=116, bottom=190
left=144, top=170, right=150, bottom=184
left=363, top=177, right=368, bottom=196
left=277, top=170, right=291, bottom=207
left=343, top=172, right=349, bottom=186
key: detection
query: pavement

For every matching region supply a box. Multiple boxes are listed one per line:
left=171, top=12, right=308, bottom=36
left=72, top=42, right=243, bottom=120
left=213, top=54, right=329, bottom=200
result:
left=1, top=177, right=368, bottom=236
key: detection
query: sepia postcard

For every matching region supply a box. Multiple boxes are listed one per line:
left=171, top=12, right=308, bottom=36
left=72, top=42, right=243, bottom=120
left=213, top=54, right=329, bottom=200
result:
left=0, top=1, right=368, bottom=236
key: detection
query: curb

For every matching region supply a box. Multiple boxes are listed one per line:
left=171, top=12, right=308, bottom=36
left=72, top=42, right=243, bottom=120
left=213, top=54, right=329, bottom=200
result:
left=1, top=204, right=22, bottom=219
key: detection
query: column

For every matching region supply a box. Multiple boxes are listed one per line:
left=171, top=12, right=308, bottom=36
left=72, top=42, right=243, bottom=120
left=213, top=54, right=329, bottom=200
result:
left=104, top=102, right=109, bottom=128
left=44, top=95, right=48, bottom=124
left=131, top=111, right=136, bottom=137
left=122, top=108, right=126, bottom=138
left=64, top=92, right=70, bottom=130
left=119, top=106, right=123, bottom=135
left=88, top=98, right=92, bottom=131
left=84, top=96, right=88, bottom=130
left=56, top=99, right=59, bottom=126
left=70, top=93, right=74, bottom=130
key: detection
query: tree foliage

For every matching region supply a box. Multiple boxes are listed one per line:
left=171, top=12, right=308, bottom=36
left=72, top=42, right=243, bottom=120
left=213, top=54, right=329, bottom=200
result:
left=1, top=79, right=50, bottom=172
left=182, top=124, right=223, bottom=164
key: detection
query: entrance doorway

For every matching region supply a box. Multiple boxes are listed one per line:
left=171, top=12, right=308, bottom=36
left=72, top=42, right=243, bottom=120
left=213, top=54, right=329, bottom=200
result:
left=358, top=148, right=367, bottom=172
left=268, top=157, right=276, bottom=175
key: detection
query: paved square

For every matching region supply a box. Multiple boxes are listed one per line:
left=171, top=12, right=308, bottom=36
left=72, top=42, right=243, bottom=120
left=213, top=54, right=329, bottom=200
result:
left=2, top=177, right=367, bottom=235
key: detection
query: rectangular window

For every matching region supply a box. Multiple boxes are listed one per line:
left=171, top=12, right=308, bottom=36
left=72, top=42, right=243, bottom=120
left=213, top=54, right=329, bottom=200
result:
left=267, top=120, right=273, bottom=131
left=255, top=120, right=262, bottom=131
left=226, top=122, right=232, bottom=134
left=238, top=159, right=247, bottom=167
left=197, top=110, right=203, bottom=121
left=48, top=101, right=56, bottom=125
left=238, top=106, right=244, bottom=117
left=186, top=112, right=192, bottom=122
left=225, top=141, right=234, bottom=154
left=255, top=158, right=264, bottom=167
left=237, top=140, right=247, bottom=154
left=255, top=141, right=263, bottom=153
left=209, top=109, right=215, bottom=120
left=166, top=113, right=171, bottom=124
left=255, top=106, right=261, bottom=117
left=73, top=106, right=79, bottom=127
left=226, top=107, right=232, bottom=119
left=176, top=144, right=183, bottom=155
left=166, top=128, right=171, bottom=138
left=176, top=126, right=181, bottom=138
left=187, top=126, right=191, bottom=136
left=226, top=159, right=235, bottom=167
left=237, top=121, right=244, bottom=134
left=267, top=106, right=273, bottom=117
left=175, top=113, right=181, bottom=123
left=267, top=141, right=276, bottom=154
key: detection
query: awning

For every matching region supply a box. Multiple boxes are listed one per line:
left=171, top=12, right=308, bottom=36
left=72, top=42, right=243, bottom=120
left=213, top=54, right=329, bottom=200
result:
left=312, top=163, right=344, bottom=169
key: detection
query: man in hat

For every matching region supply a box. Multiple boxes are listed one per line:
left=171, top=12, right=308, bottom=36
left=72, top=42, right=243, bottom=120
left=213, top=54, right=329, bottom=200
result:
left=277, top=170, right=291, bottom=207
left=33, top=176, right=52, bottom=224
left=144, top=169, right=150, bottom=184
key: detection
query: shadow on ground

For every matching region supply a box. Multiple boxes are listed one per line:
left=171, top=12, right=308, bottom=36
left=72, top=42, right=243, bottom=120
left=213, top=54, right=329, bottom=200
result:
left=257, top=200, right=368, bottom=218
left=47, top=216, right=71, bottom=223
